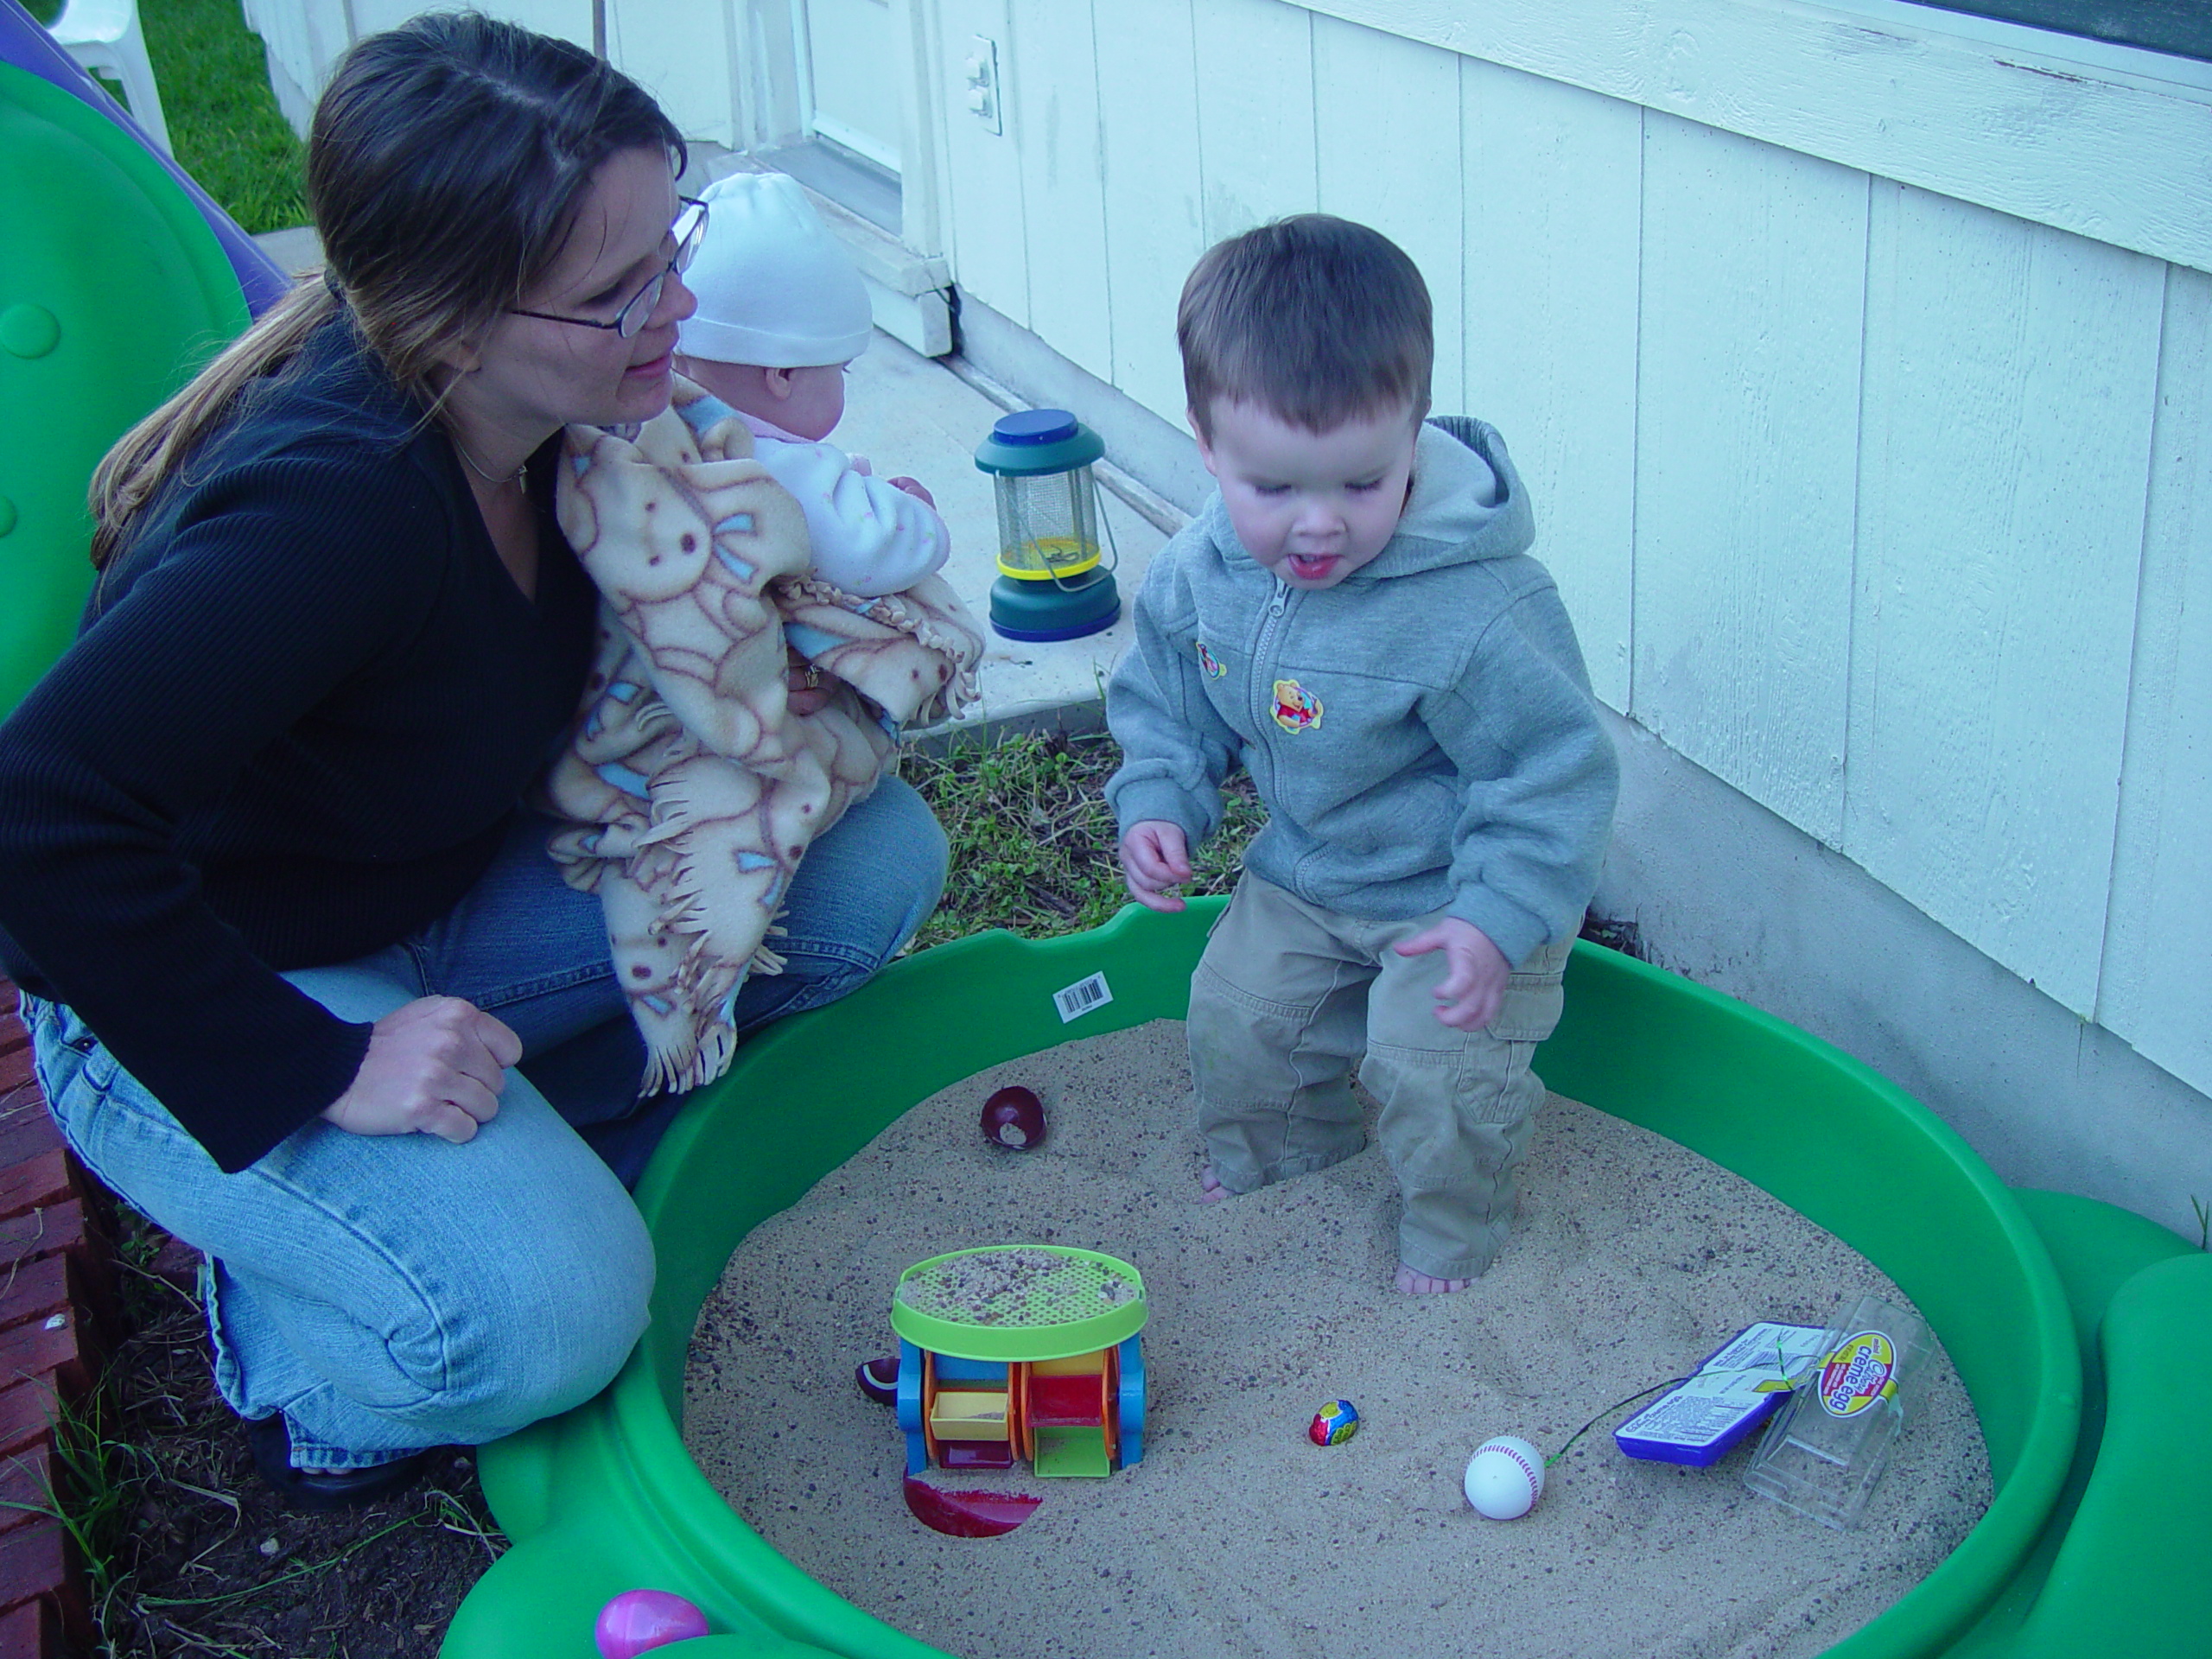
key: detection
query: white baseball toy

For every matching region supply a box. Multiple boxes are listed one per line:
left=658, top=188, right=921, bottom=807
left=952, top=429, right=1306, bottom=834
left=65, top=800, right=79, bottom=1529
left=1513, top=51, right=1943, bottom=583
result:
left=1464, top=1435, right=1546, bottom=1519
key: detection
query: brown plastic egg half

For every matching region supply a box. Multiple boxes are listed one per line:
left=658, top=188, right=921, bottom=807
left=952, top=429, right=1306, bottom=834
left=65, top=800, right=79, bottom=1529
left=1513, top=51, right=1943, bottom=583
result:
left=980, top=1084, right=1047, bottom=1149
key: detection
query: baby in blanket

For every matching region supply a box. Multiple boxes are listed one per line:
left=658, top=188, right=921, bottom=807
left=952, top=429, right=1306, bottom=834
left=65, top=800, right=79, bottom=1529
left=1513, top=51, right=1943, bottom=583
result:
left=542, top=373, right=982, bottom=1097
left=673, top=168, right=948, bottom=641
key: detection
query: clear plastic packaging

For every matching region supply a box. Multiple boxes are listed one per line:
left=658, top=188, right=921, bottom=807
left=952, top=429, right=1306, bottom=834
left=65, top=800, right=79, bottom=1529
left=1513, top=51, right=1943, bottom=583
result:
left=1742, top=1293, right=1934, bottom=1529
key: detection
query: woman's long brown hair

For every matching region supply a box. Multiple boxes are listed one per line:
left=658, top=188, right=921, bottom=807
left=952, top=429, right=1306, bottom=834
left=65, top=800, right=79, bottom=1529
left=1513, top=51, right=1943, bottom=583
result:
left=88, top=12, right=683, bottom=568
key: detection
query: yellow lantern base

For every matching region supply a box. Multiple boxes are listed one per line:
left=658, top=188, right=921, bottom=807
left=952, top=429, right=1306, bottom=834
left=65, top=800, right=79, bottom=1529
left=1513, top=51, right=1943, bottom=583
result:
left=996, top=536, right=1103, bottom=582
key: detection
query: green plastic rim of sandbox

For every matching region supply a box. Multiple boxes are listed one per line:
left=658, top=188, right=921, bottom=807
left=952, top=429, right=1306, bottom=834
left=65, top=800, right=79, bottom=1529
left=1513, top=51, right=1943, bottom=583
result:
left=443, top=906, right=2082, bottom=1659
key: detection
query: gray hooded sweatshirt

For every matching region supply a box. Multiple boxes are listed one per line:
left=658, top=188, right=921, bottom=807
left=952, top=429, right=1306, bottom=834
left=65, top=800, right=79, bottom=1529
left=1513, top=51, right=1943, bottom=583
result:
left=1105, top=416, right=1617, bottom=970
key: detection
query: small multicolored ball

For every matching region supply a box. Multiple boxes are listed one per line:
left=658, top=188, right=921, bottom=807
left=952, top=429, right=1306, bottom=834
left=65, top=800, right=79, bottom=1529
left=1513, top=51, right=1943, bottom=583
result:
left=1309, top=1399, right=1361, bottom=1446
left=594, top=1589, right=709, bottom=1657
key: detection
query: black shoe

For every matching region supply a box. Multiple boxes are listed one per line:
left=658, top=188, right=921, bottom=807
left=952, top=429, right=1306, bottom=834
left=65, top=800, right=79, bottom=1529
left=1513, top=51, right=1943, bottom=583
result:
left=244, top=1414, right=434, bottom=1512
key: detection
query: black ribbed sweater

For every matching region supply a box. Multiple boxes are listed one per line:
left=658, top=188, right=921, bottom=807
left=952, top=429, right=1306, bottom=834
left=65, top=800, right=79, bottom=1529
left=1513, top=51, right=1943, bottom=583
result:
left=0, top=315, right=595, bottom=1172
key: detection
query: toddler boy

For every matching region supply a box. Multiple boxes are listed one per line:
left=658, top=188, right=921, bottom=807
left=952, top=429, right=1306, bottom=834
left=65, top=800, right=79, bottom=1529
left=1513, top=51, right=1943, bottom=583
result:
left=674, top=170, right=947, bottom=599
left=1106, top=216, right=1618, bottom=1293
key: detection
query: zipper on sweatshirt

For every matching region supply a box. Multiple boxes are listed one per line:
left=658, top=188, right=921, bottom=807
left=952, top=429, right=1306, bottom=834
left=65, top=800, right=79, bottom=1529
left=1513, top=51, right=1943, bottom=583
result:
left=1248, top=575, right=1297, bottom=812
left=1249, top=576, right=1293, bottom=732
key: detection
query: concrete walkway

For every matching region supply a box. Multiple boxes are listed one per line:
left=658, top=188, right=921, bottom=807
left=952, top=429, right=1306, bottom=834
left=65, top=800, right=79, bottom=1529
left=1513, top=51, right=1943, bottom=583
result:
left=251, top=227, right=1173, bottom=741
left=827, top=333, right=1170, bottom=737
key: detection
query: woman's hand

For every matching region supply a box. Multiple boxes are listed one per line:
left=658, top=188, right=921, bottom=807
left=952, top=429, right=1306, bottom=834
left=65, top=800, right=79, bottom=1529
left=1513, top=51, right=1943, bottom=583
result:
left=785, top=645, right=836, bottom=716
left=321, top=996, right=522, bottom=1142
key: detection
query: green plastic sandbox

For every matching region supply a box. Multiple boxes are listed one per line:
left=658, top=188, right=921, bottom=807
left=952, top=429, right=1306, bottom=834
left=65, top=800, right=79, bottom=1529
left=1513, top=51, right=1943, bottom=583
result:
left=442, top=904, right=2212, bottom=1659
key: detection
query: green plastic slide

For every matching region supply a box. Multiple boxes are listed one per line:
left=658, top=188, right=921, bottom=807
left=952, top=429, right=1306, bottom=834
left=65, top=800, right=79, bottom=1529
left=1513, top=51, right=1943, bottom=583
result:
left=442, top=909, right=2211, bottom=1659
left=0, top=60, right=250, bottom=721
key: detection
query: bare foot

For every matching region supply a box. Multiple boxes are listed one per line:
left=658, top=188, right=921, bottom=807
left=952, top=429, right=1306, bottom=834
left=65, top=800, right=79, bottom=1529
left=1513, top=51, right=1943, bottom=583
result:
left=1198, top=1164, right=1230, bottom=1204
left=1396, top=1263, right=1474, bottom=1294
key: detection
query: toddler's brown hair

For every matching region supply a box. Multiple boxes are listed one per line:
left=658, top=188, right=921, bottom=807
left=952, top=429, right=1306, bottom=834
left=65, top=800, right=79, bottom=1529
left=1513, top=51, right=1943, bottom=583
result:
left=1177, top=214, right=1433, bottom=441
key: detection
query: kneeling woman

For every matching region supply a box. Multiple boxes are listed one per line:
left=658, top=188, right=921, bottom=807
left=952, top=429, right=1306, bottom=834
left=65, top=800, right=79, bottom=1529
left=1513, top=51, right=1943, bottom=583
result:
left=0, top=16, right=945, bottom=1508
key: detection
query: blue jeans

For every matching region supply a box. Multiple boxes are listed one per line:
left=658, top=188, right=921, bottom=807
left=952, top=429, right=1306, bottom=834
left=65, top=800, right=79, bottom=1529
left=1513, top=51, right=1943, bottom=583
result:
left=23, top=779, right=945, bottom=1469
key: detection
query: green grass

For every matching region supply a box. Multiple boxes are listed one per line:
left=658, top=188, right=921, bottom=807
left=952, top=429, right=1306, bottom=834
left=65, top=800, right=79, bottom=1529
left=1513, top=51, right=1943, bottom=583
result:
left=0, top=1382, right=150, bottom=1636
left=903, top=728, right=1261, bottom=952
left=27, top=0, right=308, bottom=233
left=140, top=0, right=308, bottom=232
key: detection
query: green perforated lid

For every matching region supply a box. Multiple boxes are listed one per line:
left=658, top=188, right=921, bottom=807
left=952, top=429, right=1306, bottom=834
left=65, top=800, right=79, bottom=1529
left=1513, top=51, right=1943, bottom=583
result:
left=890, top=1244, right=1147, bottom=1362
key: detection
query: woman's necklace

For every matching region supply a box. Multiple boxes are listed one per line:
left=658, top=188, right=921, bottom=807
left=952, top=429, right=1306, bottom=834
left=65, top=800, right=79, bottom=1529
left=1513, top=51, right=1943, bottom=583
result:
left=451, top=431, right=529, bottom=492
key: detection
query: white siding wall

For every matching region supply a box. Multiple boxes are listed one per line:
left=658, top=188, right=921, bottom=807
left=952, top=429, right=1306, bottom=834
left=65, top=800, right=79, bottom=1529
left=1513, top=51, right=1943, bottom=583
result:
left=1848, top=190, right=2165, bottom=1014
left=1632, top=116, right=1866, bottom=849
left=922, top=0, right=2209, bottom=1100
left=2101, top=266, right=2212, bottom=1095
left=1091, top=0, right=1205, bottom=420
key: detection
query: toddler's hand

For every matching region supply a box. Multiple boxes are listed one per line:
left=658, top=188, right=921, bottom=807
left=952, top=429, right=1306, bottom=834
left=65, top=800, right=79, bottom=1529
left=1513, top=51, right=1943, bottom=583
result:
left=1120, top=821, right=1192, bottom=913
left=1395, top=918, right=1510, bottom=1031
left=887, top=476, right=936, bottom=507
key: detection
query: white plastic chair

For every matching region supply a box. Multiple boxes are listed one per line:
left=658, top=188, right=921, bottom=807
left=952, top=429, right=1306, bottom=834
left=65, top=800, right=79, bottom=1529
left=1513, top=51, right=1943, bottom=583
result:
left=48, top=0, right=172, bottom=154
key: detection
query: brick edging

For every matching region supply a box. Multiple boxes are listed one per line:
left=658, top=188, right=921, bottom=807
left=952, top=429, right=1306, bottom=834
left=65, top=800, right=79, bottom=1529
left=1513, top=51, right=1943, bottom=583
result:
left=0, top=985, right=120, bottom=1658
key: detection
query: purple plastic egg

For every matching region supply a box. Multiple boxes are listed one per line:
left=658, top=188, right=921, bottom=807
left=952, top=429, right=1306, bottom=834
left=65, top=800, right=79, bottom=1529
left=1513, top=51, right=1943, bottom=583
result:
left=595, top=1588, right=709, bottom=1657
left=980, top=1084, right=1047, bottom=1150
left=855, top=1352, right=899, bottom=1405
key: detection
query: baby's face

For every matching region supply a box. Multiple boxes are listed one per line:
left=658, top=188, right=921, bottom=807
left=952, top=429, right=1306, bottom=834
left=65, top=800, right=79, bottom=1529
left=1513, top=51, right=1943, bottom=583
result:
left=674, top=356, right=850, bottom=442
left=771, top=362, right=849, bottom=441
left=1193, top=397, right=1419, bottom=588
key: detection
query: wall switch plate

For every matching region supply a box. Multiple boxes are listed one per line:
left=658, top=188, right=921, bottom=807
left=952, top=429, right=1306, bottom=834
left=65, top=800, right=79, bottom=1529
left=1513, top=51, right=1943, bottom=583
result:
left=963, top=34, right=1003, bottom=135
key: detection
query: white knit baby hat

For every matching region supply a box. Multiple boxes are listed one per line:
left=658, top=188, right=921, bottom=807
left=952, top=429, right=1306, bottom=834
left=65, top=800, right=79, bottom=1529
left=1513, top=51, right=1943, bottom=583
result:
left=678, top=172, right=874, bottom=368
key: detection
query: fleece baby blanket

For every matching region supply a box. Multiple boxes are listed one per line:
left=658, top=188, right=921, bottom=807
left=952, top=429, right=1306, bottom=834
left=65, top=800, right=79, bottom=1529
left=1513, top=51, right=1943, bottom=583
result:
left=542, top=379, right=982, bottom=1094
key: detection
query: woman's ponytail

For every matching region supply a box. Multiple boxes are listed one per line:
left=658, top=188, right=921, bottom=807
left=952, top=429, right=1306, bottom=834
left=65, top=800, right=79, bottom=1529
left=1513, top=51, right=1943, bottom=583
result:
left=87, top=276, right=338, bottom=569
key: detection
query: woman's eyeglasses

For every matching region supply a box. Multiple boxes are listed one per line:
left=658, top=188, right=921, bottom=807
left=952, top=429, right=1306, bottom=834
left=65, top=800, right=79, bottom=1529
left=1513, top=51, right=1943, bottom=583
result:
left=510, top=197, right=707, bottom=340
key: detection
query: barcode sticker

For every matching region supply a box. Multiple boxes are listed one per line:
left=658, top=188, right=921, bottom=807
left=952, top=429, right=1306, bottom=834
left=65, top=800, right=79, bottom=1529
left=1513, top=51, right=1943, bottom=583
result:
left=1053, top=972, right=1113, bottom=1023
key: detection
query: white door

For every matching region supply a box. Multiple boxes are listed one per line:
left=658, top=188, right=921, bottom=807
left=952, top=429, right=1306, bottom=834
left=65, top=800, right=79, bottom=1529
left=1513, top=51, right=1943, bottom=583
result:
left=796, top=0, right=902, bottom=175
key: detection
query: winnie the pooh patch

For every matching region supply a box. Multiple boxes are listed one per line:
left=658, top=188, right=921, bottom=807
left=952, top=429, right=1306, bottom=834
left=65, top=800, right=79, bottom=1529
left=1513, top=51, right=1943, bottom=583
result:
left=1272, top=678, right=1322, bottom=733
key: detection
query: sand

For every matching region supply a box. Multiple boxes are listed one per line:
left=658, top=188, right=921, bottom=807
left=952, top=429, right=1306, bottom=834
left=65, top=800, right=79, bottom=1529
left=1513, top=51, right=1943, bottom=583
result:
left=684, top=1020, right=1990, bottom=1659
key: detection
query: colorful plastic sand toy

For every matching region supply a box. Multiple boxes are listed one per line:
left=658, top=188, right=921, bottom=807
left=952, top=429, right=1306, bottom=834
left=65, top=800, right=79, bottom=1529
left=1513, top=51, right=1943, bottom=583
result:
left=890, top=1244, right=1147, bottom=1479
left=978, top=1084, right=1046, bottom=1148
left=593, top=1588, right=709, bottom=1657
left=1309, top=1400, right=1360, bottom=1446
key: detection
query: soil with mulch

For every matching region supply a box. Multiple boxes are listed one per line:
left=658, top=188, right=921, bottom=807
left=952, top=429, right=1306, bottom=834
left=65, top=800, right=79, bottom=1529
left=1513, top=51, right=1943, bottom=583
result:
left=79, top=1224, right=505, bottom=1659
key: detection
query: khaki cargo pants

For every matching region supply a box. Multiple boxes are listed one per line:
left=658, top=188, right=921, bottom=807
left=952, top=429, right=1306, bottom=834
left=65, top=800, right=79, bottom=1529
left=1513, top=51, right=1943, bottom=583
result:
left=1188, top=873, right=1573, bottom=1281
